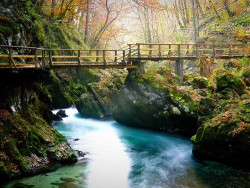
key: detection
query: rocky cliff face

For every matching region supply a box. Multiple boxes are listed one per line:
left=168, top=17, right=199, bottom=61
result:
left=76, top=69, right=128, bottom=118
left=113, top=71, right=199, bottom=136
left=0, top=70, right=77, bottom=183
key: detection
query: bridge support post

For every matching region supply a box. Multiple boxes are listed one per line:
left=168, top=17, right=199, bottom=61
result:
left=175, top=59, right=183, bottom=83
left=133, top=60, right=145, bottom=74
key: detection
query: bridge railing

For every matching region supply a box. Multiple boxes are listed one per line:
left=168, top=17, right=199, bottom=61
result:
left=127, top=43, right=249, bottom=59
left=0, top=45, right=44, bottom=68
left=45, top=49, right=127, bottom=67
left=0, top=46, right=128, bottom=69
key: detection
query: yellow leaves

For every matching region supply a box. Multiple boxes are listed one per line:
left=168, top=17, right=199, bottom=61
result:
left=206, top=56, right=211, bottom=62
left=235, top=28, right=247, bottom=41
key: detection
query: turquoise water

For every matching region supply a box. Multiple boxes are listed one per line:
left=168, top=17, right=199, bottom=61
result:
left=3, top=108, right=249, bottom=188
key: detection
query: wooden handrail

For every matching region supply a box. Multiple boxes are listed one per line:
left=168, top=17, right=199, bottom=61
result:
left=0, top=43, right=249, bottom=70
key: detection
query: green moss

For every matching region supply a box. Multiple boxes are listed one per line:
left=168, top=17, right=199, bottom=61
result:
left=191, top=135, right=197, bottom=143
left=76, top=94, right=103, bottom=118
left=216, top=73, right=246, bottom=95
left=192, top=77, right=214, bottom=90
left=0, top=161, right=9, bottom=175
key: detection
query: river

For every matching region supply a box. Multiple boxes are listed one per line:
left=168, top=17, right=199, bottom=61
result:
left=3, top=107, right=249, bottom=188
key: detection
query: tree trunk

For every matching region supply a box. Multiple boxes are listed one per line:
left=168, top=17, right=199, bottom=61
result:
left=174, top=1, right=184, bottom=28
left=58, top=0, right=74, bottom=20
left=183, top=0, right=189, bottom=24
left=224, top=0, right=234, bottom=17
left=192, top=0, right=196, bottom=43
left=51, top=0, right=55, bottom=17
left=196, top=0, right=199, bottom=42
left=84, top=0, right=90, bottom=45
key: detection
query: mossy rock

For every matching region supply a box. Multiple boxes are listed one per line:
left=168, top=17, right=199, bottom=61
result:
left=223, top=60, right=242, bottom=70
left=113, top=73, right=198, bottom=136
left=241, top=69, right=250, bottom=87
left=76, top=94, right=103, bottom=119
left=45, top=71, right=73, bottom=108
left=0, top=109, right=77, bottom=181
left=216, top=73, right=246, bottom=96
left=192, top=77, right=214, bottom=90
left=198, top=98, right=216, bottom=116
left=192, top=99, right=250, bottom=167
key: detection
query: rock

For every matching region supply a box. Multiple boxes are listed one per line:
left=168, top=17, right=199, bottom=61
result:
left=192, top=99, right=250, bottom=167
left=113, top=72, right=198, bottom=136
left=0, top=70, right=77, bottom=183
left=52, top=114, right=63, bottom=121
left=216, top=73, right=246, bottom=96
left=192, top=77, right=214, bottom=90
left=198, top=97, right=216, bottom=116
left=241, top=69, right=250, bottom=87
left=76, top=93, right=103, bottom=119
left=223, top=60, right=241, bottom=70
left=74, top=150, right=86, bottom=157
left=56, top=109, right=68, bottom=118
left=46, top=142, right=77, bottom=163
left=46, top=72, right=73, bottom=109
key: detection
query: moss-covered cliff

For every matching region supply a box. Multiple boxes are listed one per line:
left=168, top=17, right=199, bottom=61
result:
left=75, top=69, right=128, bottom=118
left=0, top=70, right=77, bottom=183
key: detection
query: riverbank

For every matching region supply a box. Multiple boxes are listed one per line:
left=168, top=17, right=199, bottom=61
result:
left=0, top=70, right=77, bottom=183
left=3, top=107, right=249, bottom=188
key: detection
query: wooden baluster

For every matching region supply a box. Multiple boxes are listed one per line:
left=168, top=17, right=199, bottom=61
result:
left=103, top=50, right=106, bottom=65
left=9, top=47, right=12, bottom=67
left=149, top=44, right=152, bottom=57
left=138, top=44, right=140, bottom=58
left=78, top=50, right=81, bottom=65
left=229, top=44, right=231, bottom=57
left=186, top=45, right=189, bottom=56
left=35, top=48, right=38, bottom=68
left=158, top=45, right=161, bottom=58
left=196, top=44, right=198, bottom=57
left=122, top=50, right=126, bottom=64
left=115, top=50, right=117, bottom=62
left=168, top=45, right=171, bottom=57
left=42, top=49, right=45, bottom=67
left=212, top=44, right=215, bottom=58
left=49, top=50, right=53, bottom=66
left=128, top=44, right=131, bottom=58
left=178, top=44, right=181, bottom=58
left=96, top=50, right=99, bottom=62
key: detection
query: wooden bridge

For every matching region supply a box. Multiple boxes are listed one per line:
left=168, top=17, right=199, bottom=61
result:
left=0, top=43, right=249, bottom=71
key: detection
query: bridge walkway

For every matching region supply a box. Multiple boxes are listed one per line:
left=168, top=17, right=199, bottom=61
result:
left=0, top=43, right=249, bottom=70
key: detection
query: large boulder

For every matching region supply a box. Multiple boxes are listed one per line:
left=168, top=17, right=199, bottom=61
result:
left=192, top=99, right=250, bottom=167
left=242, top=69, right=250, bottom=87
left=76, top=93, right=103, bottom=119
left=113, top=73, right=198, bottom=136
left=192, top=77, right=214, bottom=90
left=216, top=73, right=246, bottom=96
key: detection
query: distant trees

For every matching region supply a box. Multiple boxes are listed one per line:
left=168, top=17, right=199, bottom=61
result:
left=35, top=0, right=249, bottom=47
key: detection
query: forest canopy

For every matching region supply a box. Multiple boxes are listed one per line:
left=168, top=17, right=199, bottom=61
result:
left=0, top=0, right=249, bottom=48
